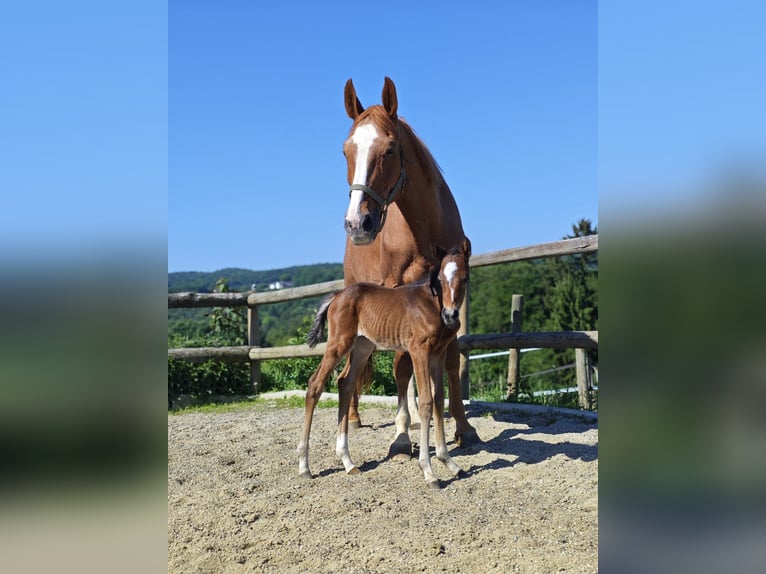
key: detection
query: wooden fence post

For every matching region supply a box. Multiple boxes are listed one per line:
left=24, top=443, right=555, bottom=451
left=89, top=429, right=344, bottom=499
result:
left=248, top=305, right=261, bottom=394
left=458, top=283, right=470, bottom=400
left=506, top=294, right=524, bottom=401
left=575, top=348, right=593, bottom=410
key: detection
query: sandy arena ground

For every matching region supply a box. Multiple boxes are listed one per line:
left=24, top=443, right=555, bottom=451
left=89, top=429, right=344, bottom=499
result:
left=168, top=397, right=598, bottom=573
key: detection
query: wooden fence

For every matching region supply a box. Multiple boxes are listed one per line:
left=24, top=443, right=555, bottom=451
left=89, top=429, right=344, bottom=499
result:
left=169, top=235, right=598, bottom=408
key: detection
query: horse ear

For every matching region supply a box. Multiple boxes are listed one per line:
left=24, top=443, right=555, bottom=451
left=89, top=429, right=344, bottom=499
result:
left=461, top=236, right=472, bottom=259
left=344, top=78, right=364, bottom=119
left=382, top=77, right=398, bottom=118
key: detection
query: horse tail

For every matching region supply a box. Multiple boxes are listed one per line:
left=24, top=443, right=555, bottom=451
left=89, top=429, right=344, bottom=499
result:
left=307, top=293, right=336, bottom=348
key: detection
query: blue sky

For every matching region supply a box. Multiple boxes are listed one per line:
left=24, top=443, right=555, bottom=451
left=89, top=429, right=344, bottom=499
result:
left=2, top=1, right=762, bottom=273
left=169, top=1, right=597, bottom=272
left=0, top=2, right=167, bottom=267
left=599, top=1, right=766, bottom=217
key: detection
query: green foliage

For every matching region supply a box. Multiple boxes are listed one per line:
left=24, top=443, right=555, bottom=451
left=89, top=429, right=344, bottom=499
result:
left=467, top=218, right=598, bottom=404
left=168, top=278, right=252, bottom=406
left=261, top=328, right=323, bottom=392
left=260, top=328, right=396, bottom=395
left=168, top=357, right=250, bottom=403
left=168, top=263, right=343, bottom=294
left=207, top=278, right=247, bottom=346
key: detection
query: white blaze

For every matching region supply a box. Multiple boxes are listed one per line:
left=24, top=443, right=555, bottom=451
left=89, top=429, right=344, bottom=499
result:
left=443, top=261, right=458, bottom=304
left=345, top=123, right=379, bottom=226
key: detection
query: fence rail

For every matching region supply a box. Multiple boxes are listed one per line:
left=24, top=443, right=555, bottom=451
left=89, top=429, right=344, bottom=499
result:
left=169, top=235, right=598, bottom=408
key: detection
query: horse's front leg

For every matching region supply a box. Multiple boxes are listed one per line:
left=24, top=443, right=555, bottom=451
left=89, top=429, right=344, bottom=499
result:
left=412, top=352, right=439, bottom=489
left=445, top=338, right=481, bottom=446
left=336, top=338, right=375, bottom=475
left=388, top=351, right=414, bottom=460
left=431, top=352, right=463, bottom=477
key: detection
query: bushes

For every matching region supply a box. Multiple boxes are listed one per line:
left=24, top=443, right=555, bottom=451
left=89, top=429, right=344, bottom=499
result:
left=168, top=358, right=250, bottom=404
left=168, top=294, right=398, bottom=407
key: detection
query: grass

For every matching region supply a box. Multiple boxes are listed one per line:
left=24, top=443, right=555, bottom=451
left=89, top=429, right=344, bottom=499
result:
left=168, top=395, right=394, bottom=415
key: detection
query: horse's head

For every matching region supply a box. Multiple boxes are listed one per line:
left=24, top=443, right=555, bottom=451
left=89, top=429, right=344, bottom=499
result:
left=434, top=238, right=472, bottom=329
left=342, top=77, right=406, bottom=245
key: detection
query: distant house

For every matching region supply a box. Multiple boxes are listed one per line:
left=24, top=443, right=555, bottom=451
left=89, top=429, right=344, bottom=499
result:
left=268, top=280, right=293, bottom=290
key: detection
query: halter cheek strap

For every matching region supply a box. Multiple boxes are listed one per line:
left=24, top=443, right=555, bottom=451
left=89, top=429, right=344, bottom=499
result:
left=348, top=149, right=407, bottom=233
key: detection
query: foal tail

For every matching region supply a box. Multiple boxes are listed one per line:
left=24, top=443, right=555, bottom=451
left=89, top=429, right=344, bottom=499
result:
left=307, top=293, right=336, bottom=348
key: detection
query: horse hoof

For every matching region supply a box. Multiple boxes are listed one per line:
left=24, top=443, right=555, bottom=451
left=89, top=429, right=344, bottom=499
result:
left=387, top=434, right=412, bottom=460
left=298, top=470, right=313, bottom=480
left=454, top=428, right=481, bottom=447
left=427, top=479, right=441, bottom=490
left=347, top=466, right=361, bottom=475
left=348, top=420, right=362, bottom=430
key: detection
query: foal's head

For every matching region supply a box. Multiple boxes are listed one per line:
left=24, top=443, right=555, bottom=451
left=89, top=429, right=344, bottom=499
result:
left=433, top=241, right=471, bottom=329
left=342, top=77, right=405, bottom=245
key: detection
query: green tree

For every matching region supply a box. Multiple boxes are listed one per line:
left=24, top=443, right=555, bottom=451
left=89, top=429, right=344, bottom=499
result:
left=207, top=278, right=247, bottom=346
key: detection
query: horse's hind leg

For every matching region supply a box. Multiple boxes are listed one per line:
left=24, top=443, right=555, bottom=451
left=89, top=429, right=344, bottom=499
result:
left=445, top=339, right=481, bottom=446
left=337, top=338, right=375, bottom=474
left=388, top=351, right=414, bottom=461
left=297, top=343, right=347, bottom=479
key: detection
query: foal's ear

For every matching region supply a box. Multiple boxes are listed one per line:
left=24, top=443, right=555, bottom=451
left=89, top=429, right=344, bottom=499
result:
left=382, top=77, right=398, bottom=118
left=461, top=236, right=472, bottom=259
left=344, top=78, right=364, bottom=119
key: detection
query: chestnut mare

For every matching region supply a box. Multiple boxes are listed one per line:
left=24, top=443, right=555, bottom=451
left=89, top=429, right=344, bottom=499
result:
left=298, top=247, right=469, bottom=488
left=340, top=77, right=480, bottom=452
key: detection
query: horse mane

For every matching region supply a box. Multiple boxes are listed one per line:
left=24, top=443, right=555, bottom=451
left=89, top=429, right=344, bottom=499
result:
left=353, top=106, right=445, bottom=192
left=397, top=118, right=445, bottom=190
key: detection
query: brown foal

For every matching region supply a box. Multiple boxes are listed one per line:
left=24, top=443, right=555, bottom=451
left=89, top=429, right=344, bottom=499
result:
left=297, top=246, right=469, bottom=489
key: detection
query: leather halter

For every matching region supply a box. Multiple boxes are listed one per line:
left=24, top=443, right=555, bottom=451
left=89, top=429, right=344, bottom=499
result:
left=348, top=147, right=407, bottom=233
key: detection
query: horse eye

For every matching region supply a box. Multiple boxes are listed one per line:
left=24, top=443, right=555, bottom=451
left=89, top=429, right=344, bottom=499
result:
left=384, top=148, right=395, bottom=156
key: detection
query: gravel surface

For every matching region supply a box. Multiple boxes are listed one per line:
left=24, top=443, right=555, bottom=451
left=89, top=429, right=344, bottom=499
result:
left=168, top=400, right=598, bottom=573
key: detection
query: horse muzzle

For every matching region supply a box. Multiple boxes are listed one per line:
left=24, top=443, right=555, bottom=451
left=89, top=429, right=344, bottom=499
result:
left=441, top=308, right=460, bottom=329
left=344, top=213, right=380, bottom=245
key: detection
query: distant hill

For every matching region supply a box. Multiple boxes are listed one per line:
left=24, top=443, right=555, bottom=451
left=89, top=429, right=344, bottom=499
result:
left=168, top=263, right=344, bottom=293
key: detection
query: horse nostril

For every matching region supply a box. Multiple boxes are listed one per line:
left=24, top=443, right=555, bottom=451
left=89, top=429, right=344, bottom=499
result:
left=361, top=214, right=374, bottom=233
left=442, top=309, right=459, bottom=324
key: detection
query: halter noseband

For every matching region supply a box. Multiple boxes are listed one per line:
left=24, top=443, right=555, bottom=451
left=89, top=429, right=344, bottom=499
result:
left=348, top=148, right=407, bottom=233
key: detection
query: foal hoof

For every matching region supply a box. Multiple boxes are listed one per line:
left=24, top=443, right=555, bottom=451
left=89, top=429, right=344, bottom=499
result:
left=427, top=479, right=442, bottom=490
left=346, top=466, right=361, bottom=475
left=454, top=428, right=481, bottom=447
left=298, top=469, right=313, bottom=480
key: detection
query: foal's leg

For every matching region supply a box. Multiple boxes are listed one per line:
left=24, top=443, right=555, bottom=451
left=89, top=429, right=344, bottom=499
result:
left=406, top=373, right=421, bottom=429
left=412, top=352, right=439, bottom=489
left=336, top=338, right=376, bottom=474
left=388, top=352, right=414, bottom=460
left=445, top=338, right=481, bottom=446
left=347, top=356, right=372, bottom=429
left=431, top=354, right=463, bottom=477
left=297, top=339, right=351, bottom=479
